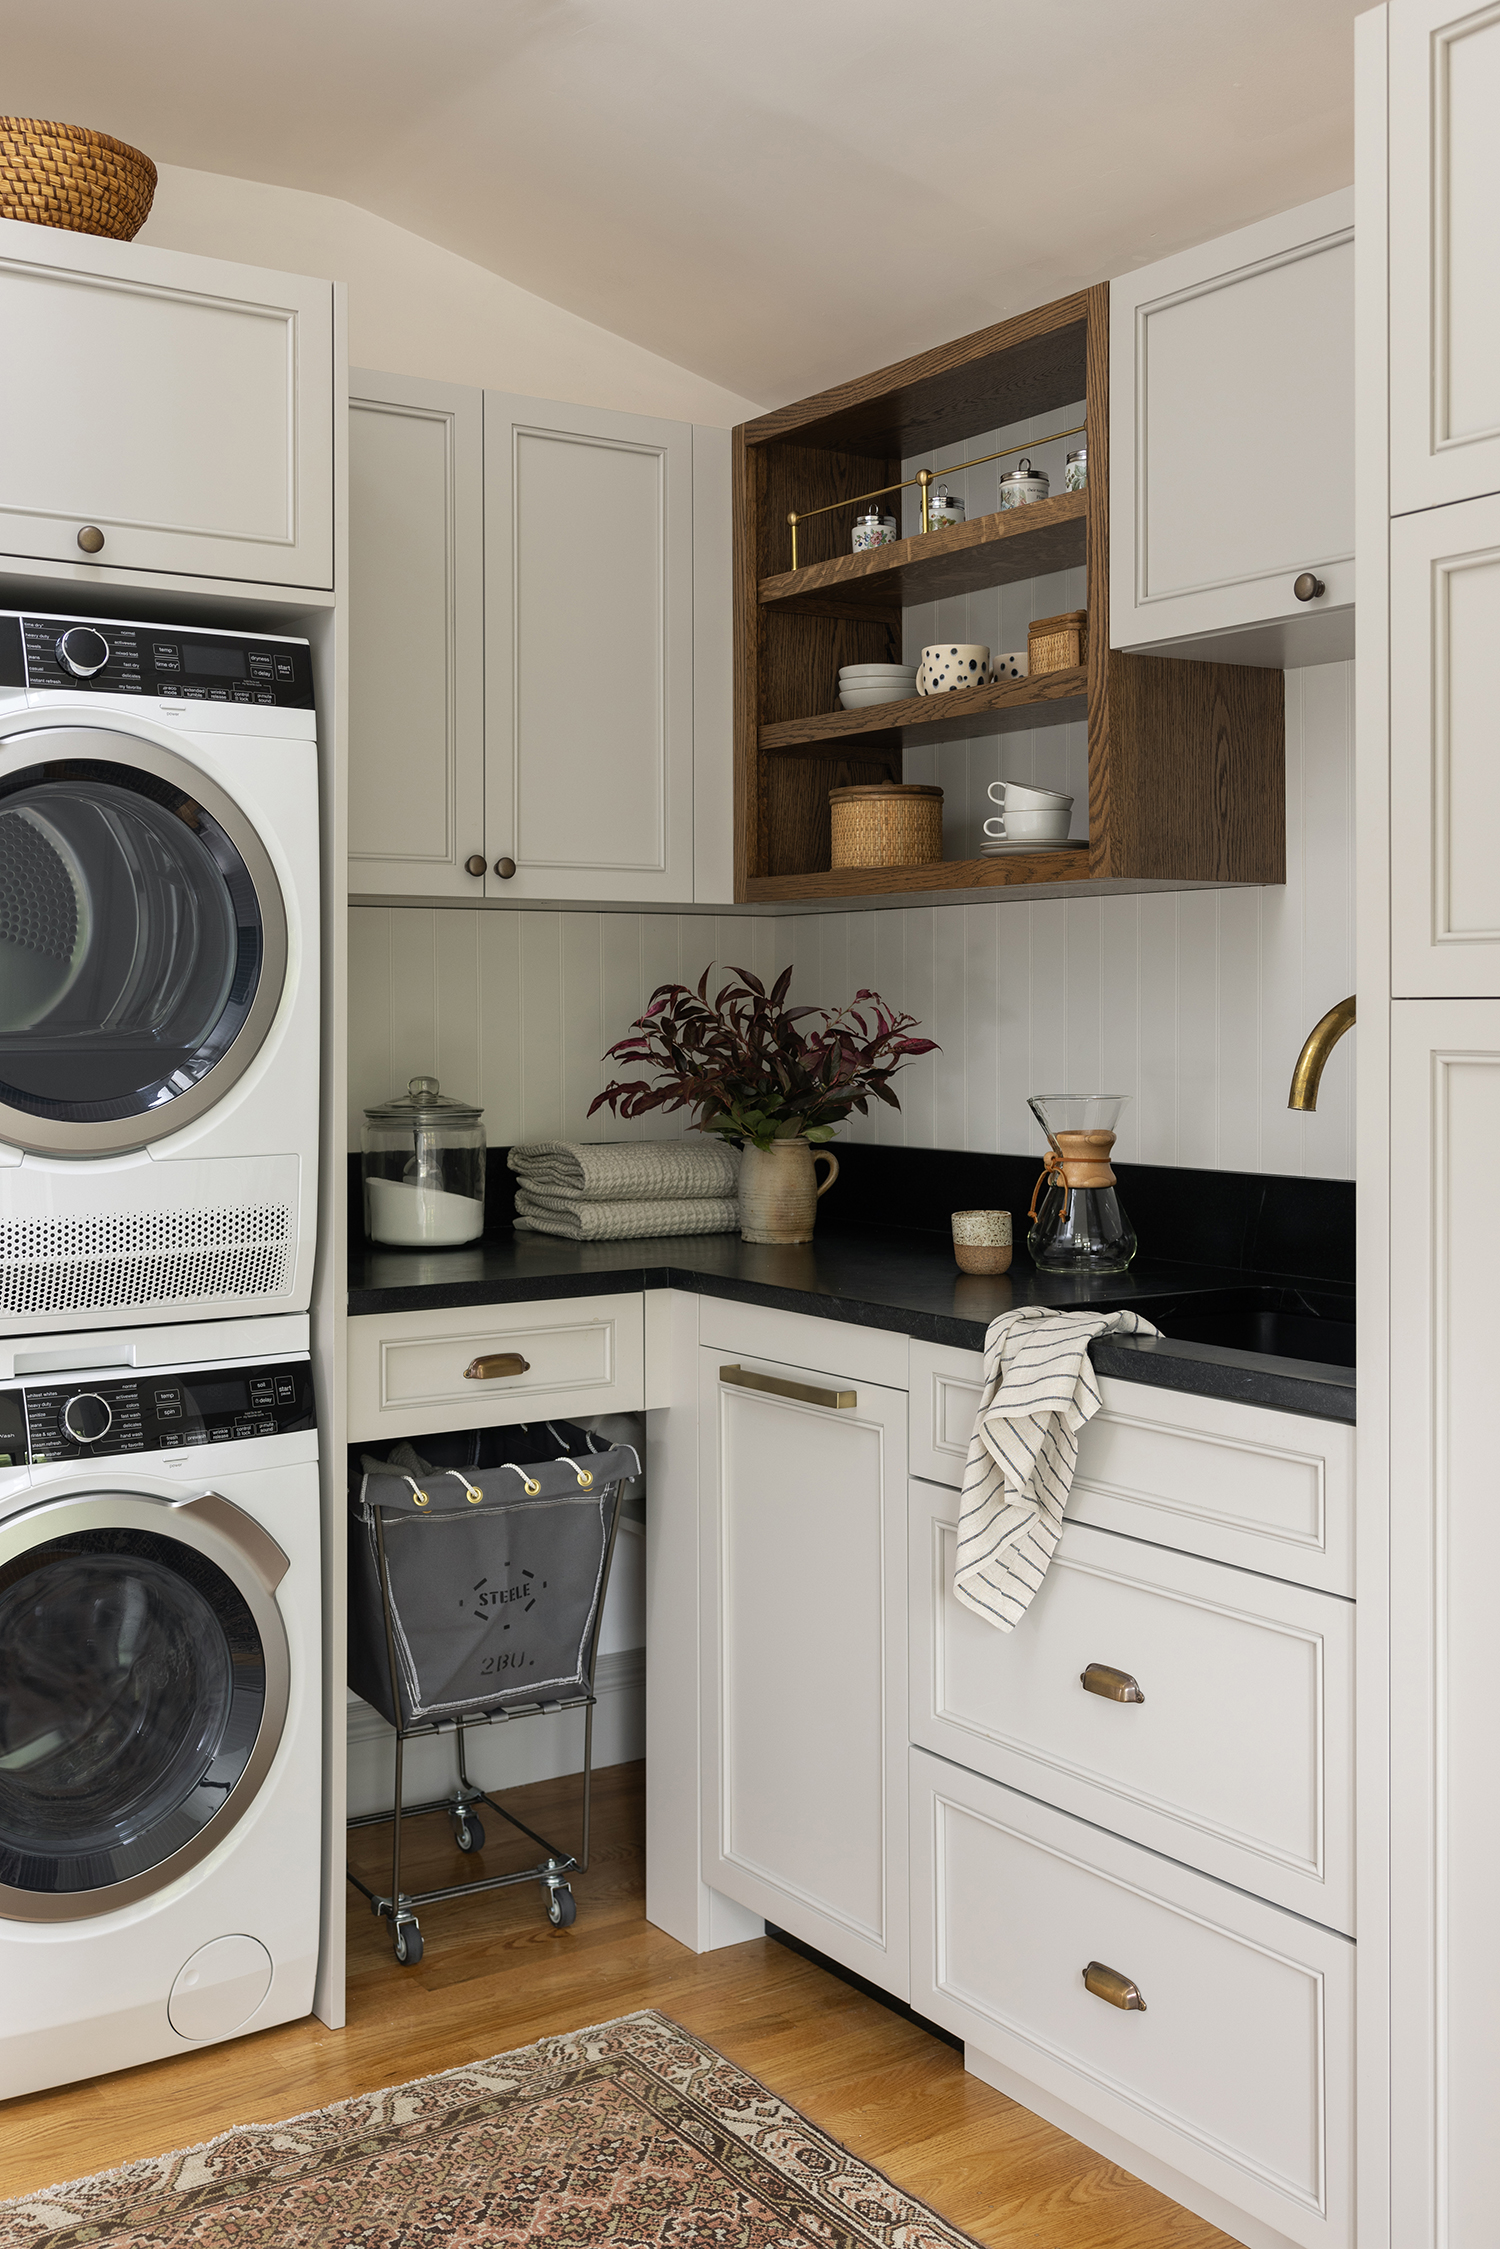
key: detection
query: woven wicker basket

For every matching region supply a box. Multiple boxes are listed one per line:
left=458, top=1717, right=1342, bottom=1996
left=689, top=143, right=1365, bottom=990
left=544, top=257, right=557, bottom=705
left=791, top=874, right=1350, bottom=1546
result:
left=1028, top=608, right=1089, bottom=675
left=829, top=783, right=943, bottom=869
left=0, top=118, right=157, bottom=240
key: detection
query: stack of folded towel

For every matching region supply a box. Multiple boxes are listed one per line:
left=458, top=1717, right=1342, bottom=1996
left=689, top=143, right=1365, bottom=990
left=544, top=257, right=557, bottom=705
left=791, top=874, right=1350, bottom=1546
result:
left=508, top=1138, right=741, bottom=1241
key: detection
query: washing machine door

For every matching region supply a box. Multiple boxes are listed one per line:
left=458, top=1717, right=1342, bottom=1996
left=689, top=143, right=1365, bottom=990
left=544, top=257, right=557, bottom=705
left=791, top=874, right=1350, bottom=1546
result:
left=0, top=727, right=288, bottom=1156
left=0, top=1489, right=290, bottom=1922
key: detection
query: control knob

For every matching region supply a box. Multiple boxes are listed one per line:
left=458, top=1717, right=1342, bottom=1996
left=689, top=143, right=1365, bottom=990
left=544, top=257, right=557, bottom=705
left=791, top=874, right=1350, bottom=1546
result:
left=56, top=626, right=112, bottom=678
left=61, top=1392, right=112, bottom=1444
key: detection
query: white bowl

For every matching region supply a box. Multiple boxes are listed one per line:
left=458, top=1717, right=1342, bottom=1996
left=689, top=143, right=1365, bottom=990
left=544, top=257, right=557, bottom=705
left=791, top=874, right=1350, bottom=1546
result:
left=840, top=662, right=918, bottom=677
left=1001, top=807, right=1073, bottom=841
left=839, top=685, right=918, bottom=708
left=991, top=778, right=1072, bottom=809
left=839, top=670, right=918, bottom=684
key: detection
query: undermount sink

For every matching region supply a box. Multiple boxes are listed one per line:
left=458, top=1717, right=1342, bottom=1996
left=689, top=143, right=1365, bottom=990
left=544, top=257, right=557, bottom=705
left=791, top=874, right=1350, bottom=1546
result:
left=1149, top=1286, right=1356, bottom=1369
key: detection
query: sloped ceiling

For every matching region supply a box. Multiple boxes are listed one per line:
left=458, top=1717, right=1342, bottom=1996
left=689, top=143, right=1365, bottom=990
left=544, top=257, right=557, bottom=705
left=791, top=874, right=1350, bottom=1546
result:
left=0, top=0, right=1359, bottom=408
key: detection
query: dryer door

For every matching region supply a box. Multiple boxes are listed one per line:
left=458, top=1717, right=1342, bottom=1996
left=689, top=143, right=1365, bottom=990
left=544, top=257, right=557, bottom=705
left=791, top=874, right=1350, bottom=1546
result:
left=0, top=727, right=288, bottom=1156
left=0, top=1489, right=290, bottom=1921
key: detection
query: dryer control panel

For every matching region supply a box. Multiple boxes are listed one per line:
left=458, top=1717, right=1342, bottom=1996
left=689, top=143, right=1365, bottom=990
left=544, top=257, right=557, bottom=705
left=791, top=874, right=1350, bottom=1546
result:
left=0, top=1359, right=316, bottom=1466
left=0, top=611, right=315, bottom=709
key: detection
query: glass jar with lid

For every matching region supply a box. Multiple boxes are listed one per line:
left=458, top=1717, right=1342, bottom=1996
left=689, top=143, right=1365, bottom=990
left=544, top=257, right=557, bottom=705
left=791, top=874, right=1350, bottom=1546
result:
left=362, top=1076, right=486, bottom=1247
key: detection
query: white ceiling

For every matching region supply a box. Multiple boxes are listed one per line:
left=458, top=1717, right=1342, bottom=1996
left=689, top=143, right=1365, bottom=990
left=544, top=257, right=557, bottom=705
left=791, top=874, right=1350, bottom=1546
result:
left=0, top=0, right=1360, bottom=410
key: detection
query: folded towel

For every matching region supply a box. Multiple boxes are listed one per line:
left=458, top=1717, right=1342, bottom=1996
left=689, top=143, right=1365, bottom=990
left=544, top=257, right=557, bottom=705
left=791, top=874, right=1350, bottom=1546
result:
left=508, top=1138, right=739, bottom=1203
left=957, top=1306, right=1159, bottom=1632
left=513, top=1190, right=740, bottom=1241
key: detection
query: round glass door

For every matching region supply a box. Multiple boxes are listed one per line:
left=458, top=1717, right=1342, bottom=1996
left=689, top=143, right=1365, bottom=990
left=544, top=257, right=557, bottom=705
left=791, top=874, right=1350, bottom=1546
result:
left=0, top=1516, right=280, bottom=1910
left=0, top=728, right=288, bottom=1155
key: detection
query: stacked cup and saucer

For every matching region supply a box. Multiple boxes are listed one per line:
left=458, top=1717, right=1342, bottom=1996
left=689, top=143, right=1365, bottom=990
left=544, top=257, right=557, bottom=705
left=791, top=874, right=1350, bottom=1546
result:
left=982, top=777, right=1085, bottom=854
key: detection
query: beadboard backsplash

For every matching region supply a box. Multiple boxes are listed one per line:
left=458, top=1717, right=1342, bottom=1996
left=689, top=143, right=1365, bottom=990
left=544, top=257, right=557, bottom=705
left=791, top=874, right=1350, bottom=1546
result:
left=348, top=661, right=1354, bottom=1179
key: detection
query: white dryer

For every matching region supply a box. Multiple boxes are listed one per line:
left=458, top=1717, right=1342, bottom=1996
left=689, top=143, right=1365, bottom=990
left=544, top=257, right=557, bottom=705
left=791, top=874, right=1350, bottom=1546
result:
left=0, top=610, right=319, bottom=1336
left=0, top=1313, right=320, bottom=2099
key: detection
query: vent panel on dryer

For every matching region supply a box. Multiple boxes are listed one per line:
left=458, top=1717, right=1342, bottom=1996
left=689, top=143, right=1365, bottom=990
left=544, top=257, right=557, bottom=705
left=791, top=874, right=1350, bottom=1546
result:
left=0, top=1201, right=292, bottom=1317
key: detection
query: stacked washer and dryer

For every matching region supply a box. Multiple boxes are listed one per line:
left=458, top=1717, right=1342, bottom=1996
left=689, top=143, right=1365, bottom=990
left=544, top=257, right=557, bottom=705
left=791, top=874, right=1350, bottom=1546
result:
left=0, top=610, right=323, bottom=2097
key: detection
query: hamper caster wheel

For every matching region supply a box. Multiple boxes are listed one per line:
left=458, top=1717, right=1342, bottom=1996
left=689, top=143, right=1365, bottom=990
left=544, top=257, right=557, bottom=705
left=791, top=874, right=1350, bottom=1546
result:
left=452, top=1811, right=485, bottom=1853
left=547, top=1884, right=576, bottom=1928
left=393, top=1920, right=424, bottom=1965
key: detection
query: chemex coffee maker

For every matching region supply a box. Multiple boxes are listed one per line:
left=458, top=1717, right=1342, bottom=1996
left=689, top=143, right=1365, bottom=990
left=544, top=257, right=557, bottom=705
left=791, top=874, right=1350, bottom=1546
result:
left=1026, top=1094, right=1137, bottom=1275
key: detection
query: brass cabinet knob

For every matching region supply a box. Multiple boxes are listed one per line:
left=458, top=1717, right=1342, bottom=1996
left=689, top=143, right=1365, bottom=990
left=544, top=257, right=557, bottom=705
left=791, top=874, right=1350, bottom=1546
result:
left=464, top=854, right=487, bottom=876
left=1083, top=1961, right=1147, bottom=2011
left=1081, top=1662, right=1145, bottom=1703
left=76, top=525, right=105, bottom=554
left=1293, top=571, right=1326, bottom=602
left=464, top=1352, right=531, bottom=1380
left=493, top=857, right=517, bottom=879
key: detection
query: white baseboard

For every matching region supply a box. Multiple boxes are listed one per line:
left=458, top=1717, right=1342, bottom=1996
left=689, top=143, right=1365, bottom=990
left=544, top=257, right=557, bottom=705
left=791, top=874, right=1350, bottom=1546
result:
left=346, top=1646, right=645, bottom=1821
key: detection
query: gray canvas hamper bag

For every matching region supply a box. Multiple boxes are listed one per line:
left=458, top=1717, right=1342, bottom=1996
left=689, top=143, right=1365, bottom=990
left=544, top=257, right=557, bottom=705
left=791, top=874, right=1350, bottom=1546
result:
left=349, top=1442, right=640, bottom=1729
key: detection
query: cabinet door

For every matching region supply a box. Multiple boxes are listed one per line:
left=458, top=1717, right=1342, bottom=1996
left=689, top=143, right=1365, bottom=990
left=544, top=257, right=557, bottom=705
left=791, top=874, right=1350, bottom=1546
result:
left=1389, top=1002, right=1500, bottom=2249
left=0, top=219, right=332, bottom=588
left=699, top=1346, right=909, bottom=1997
left=484, top=394, right=693, bottom=902
left=1110, top=191, right=1354, bottom=663
left=1390, top=0, right=1500, bottom=513
left=347, top=371, right=485, bottom=900
left=1390, top=493, right=1500, bottom=994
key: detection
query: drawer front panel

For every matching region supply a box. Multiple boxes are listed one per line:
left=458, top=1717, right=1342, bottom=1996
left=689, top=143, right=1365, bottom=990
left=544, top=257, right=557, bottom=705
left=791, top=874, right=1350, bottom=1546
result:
left=911, top=1749, right=1353, bottom=2249
left=908, top=1342, right=1353, bottom=1594
left=347, top=1294, right=645, bottom=1441
left=909, top=1483, right=1353, bottom=1928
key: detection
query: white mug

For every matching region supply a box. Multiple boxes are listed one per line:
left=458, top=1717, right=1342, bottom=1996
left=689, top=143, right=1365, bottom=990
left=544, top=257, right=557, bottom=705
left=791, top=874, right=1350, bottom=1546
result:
left=989, top=778, right=1072, bottom=809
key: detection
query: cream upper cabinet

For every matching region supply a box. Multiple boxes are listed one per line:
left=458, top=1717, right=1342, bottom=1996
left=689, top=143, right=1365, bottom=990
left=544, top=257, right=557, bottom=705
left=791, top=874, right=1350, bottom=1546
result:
left=1110, top=191, right=1354, bottom=664
left=1390, top=491, right=1500, bottom=995
left=0, top=218, right=333, bottom=589
left=484, top=394, right=694, bottom=903
left=1389, top=0, right=1500, bottom=513
left=347, top=371, right=485, bottom=900
left=697, top=1340, right=909, bottom=1999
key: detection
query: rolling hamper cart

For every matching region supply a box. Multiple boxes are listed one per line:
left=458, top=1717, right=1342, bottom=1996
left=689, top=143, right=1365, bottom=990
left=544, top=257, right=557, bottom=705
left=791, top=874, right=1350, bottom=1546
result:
left=347, top=1431, right=639, bottom=1965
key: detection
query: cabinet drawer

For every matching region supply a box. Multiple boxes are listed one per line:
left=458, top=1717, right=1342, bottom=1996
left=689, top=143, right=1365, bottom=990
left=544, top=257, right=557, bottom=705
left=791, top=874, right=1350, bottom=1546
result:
left=909, top=1482, right=1353, bottom=1929
left=347, top=1293, right=644, bottom=1442
left=909, top=1341, right=1353, bottom=1595
left=911, top=1748, right=1353, bottom=2249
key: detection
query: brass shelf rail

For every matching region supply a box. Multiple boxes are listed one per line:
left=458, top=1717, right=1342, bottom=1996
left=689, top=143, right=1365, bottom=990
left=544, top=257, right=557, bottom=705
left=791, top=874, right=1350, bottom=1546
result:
left=786, top=423, right=1086, bottom=568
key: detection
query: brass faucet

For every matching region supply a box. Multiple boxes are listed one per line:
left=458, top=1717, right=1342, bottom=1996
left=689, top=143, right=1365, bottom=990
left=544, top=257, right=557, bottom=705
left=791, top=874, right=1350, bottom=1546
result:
left=1288, top=996, right=1356, bottom=1111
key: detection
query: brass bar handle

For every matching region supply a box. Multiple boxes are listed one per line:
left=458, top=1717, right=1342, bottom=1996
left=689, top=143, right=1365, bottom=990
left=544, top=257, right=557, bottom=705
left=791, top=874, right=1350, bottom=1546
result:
left=1083, top=1961, right=1147, bottom=2012
left=720, top=1363, right=856, bottom=1410
left=464, top=1353, right=531, bottom=1380
left=1081, top=1662, right=1145, bottom=1704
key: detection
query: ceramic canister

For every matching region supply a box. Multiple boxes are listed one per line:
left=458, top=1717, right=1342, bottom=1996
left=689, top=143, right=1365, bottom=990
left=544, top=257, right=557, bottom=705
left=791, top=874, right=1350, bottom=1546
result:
left=998, top=457, right=1050, bottom=508
left=852, top=509, right=898, bottom=551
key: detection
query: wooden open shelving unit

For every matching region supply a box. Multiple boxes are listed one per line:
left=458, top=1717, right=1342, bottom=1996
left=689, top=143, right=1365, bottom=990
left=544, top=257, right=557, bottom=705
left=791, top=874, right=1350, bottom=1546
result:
left=732, top=285, right=1286, bottom=904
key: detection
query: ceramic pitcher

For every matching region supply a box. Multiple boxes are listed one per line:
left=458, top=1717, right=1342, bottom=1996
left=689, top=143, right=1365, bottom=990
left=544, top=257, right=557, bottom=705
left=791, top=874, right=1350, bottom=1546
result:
left=738, top=1137, right=840, bottom=1244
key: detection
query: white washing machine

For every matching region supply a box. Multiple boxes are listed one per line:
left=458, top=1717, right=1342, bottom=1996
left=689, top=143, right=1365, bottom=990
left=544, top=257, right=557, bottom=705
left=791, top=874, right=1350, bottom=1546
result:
left=0, top=1313, right=320, bottom=2099
left=0, top=610, right=319, bottom=1336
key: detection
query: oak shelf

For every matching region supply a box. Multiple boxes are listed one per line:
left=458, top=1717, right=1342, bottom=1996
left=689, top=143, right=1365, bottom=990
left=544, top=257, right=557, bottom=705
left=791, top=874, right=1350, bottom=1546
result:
left=759, top=493, right=1087, bottom=617
left=760, top=667, right=1087, bottom=757
left=732, top=286, right=1287, bottom=904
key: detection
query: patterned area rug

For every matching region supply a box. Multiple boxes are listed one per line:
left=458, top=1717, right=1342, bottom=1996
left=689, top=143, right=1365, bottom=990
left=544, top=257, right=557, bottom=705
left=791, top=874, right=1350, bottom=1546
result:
left=0, top=2010, right=981, bottom=2247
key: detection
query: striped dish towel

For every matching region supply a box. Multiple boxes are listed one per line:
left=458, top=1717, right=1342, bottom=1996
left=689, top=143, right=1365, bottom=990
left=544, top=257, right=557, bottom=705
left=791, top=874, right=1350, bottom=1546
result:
left=956, top=1305, right=1159, bottom=1631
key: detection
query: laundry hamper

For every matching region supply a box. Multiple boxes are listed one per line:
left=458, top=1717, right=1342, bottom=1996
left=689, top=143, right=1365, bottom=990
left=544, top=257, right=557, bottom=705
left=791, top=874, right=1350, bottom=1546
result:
left=347, top=1427, right=638, bottom=1965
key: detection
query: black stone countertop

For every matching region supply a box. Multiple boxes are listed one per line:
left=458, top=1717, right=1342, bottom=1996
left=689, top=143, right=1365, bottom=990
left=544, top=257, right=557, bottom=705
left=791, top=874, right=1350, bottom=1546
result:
left=349, top=1225, right=1355, bottom=1424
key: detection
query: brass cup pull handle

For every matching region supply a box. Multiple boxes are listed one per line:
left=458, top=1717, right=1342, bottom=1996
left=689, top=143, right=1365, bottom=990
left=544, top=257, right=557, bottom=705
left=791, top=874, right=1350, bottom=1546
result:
left=1083, top=1961, right=1147, bottom=2011
left=464, top=1353, right=531, bottom=1380
left=77, top=524, right=105, bottom=554
left=1081, top=1662, right=1145, bottom=1704
left=720, top=1363, right=856, bottom=1410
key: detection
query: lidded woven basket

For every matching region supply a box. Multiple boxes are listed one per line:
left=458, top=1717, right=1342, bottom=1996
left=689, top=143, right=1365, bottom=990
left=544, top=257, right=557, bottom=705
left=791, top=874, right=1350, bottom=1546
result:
left=0, top=118, right=157, bottom=240
left=1027, top=608, right=1089, bottom=675
left=829, top=783, right=943, bottom=870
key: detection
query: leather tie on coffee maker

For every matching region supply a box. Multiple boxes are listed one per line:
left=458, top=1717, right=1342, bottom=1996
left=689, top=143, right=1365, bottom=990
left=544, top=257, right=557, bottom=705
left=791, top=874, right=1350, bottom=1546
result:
left=1028, top=1131, right=1118, bottom=1224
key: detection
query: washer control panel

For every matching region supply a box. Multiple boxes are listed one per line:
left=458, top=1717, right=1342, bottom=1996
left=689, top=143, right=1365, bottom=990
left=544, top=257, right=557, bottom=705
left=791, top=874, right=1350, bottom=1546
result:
left=0, top=1359, right=315, bottom=1466
left=0, top=611, right=314, bottom=709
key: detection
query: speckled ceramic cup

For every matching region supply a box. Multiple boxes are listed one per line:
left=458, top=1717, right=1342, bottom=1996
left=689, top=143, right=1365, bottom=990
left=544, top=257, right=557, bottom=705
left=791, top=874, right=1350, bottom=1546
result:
left=952, top=1208, right=1013, bottom=1274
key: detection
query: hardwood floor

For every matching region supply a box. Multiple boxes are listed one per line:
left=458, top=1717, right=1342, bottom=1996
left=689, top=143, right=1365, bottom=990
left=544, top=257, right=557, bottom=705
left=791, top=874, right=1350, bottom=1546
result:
left=0, top=1762, right=1235, bottom=2246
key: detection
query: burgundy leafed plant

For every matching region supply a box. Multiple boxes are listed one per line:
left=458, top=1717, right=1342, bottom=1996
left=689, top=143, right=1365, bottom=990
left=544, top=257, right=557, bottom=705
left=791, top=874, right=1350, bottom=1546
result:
left=588, top=965, right=937, bottom=1151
